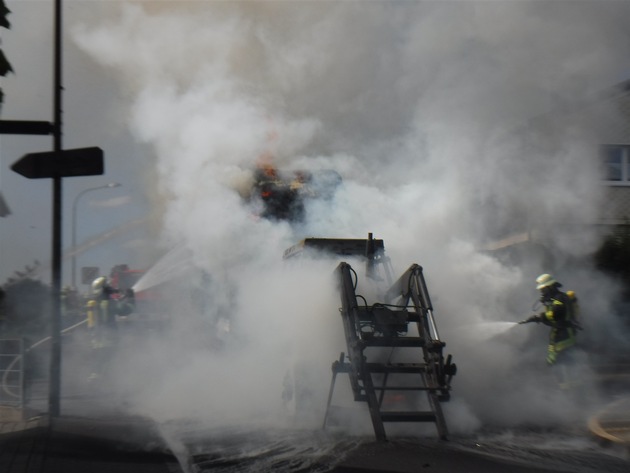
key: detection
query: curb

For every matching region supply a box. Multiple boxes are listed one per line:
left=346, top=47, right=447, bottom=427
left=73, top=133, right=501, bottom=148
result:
left=587, top=396, right=630, bottom=450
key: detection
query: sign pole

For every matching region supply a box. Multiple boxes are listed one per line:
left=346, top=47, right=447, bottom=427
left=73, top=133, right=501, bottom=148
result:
left=49, top=0, right=63, bottom=418
left=3, top=1, right=105, bottom=418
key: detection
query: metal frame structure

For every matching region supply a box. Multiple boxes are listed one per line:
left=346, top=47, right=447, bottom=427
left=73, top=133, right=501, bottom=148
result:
left=323, top=260, right=456, bottom=441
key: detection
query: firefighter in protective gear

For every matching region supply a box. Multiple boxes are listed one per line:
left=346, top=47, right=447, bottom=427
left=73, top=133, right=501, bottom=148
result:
left=89, top=276, right=118, bottom=349
left=521, top=273, right=578, bottom=387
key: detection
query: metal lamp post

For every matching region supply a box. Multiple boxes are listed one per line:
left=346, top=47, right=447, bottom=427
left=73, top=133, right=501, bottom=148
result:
left=71, top=182, right=121, bottom=288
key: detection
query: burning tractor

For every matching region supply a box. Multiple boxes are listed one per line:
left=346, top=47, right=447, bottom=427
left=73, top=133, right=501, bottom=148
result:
left=248, top=165, right=342, bottom=222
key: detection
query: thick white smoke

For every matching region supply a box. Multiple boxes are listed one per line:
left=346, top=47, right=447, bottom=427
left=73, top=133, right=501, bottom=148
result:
left=71, top=2, right=630, bottom=436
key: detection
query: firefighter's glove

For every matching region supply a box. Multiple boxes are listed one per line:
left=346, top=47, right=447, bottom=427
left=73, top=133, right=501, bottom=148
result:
left=519, top=314, right=542, bottom=324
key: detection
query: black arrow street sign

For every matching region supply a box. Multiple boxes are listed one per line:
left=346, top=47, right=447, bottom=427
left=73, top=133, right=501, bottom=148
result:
left=11, top=147, right=104, bottom=179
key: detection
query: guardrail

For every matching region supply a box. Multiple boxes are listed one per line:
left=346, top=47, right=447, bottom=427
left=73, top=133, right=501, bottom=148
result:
left=0, top=339, right=25, bottom=411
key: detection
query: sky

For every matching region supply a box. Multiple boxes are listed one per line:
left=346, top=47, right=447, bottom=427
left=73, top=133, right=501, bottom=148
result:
left=0, top=1, right=157, bottom=286
left=2, top=0, right=630, bottom=443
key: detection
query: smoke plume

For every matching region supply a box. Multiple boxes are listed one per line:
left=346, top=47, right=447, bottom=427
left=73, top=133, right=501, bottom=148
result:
left=70, top=1, right=630, bottom=436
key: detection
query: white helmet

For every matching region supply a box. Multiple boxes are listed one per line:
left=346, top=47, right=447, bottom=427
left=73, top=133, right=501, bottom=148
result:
left=536, top=273, right=558, bottom=290
left=91, top=276, right=107, bottom=293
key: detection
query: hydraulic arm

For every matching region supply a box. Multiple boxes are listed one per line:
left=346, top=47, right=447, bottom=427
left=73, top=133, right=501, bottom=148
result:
left=324, top=261, right=456, bottom=441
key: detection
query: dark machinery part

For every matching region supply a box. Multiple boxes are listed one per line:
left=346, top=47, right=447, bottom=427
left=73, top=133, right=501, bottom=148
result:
left=284, top=233, right=393, bottom=284
left=252, top=167, right=342, bottom=222
left=323, top=260, right=456, bottom=441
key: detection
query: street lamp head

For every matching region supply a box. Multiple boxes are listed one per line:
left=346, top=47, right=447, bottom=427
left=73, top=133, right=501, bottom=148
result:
left=71, top=181, right=123, bottom=288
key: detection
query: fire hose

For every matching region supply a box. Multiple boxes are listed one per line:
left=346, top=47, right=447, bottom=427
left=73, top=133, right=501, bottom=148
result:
left=518, top=314, right=582, bottom=330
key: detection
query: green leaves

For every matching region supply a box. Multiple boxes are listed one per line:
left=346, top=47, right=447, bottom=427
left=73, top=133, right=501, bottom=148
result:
left=0, top=0, right=9, bottom=29
left=0, top=48, right=12, bottom=76
left=0, top=0, right=12, bottom=107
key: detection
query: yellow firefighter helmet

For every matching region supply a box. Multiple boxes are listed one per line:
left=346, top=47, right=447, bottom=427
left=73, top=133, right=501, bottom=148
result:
left=536, top=273, right=558, bottom=290
left=91, top=276, right=107, bottom=294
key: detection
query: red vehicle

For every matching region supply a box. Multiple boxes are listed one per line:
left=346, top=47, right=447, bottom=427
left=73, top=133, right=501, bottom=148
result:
left=109, top=264, right=144, bottom=295
left=108, top=264, right=161, bottom=316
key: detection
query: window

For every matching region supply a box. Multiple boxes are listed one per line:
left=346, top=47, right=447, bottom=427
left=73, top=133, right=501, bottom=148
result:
left=603, top=145, right=630, bottom=184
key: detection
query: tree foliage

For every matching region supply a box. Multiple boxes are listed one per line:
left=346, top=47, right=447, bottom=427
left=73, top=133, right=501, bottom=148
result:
left=0, top=278, right=52, bottom=342
left=0, top=0, right=12, bottom=105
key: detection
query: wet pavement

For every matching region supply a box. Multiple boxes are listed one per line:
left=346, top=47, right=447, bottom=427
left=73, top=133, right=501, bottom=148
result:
left=157, top=407, right=630, bottom=473
left=1, top=400, right=630, bottom=473
left=1, top=346, right=630, bottom=473
left=0, top=411, right=181, bottom=473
